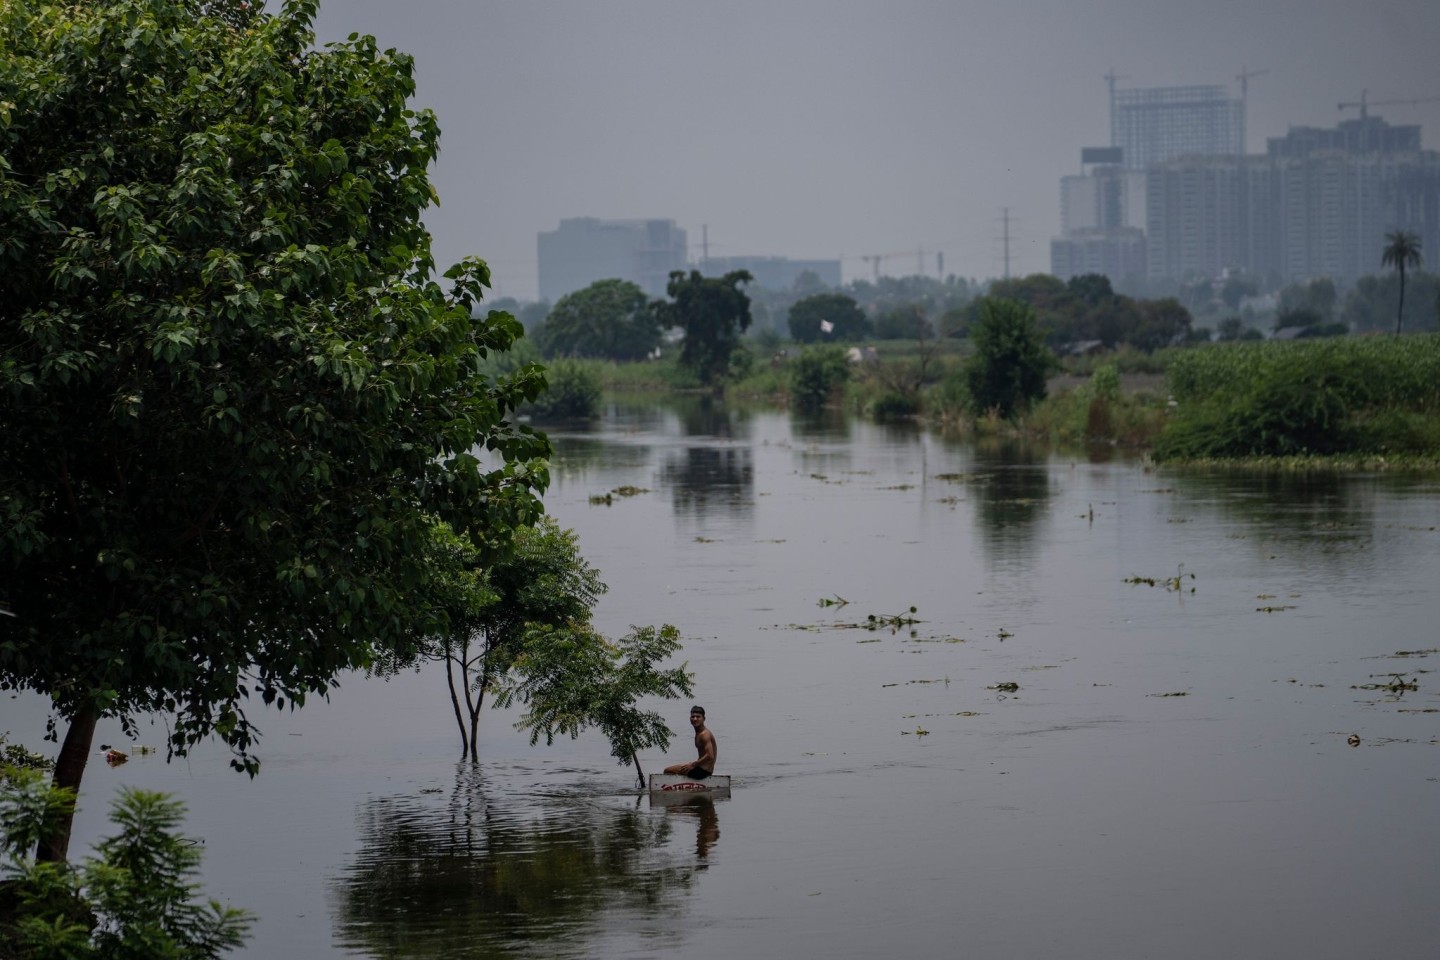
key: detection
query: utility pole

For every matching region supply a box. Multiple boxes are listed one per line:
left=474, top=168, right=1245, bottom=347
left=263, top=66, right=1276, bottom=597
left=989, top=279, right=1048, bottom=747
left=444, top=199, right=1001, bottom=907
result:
left=701, top=224, right=709, bottom=271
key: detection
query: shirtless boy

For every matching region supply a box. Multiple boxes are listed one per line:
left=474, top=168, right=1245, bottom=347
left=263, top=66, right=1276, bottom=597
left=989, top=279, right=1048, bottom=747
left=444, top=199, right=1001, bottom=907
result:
left=664, top=705, right=717, bottom=780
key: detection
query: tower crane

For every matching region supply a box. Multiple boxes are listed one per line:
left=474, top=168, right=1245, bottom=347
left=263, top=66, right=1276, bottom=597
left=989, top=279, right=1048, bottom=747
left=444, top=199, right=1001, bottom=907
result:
left=1337, top=90, right=1440, bottom=121
left=860, top=251, right=914, bottom=281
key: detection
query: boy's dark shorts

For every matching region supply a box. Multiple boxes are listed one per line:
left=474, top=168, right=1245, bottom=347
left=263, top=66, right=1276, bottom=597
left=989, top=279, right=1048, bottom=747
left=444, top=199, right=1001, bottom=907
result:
left=685, top=768, right=712, bottom=781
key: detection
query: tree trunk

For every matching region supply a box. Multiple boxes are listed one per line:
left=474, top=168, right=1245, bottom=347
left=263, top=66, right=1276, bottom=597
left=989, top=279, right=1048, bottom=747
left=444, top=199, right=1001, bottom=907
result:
left=36, top=702, right=99, bottom=863
left=444, top=653, right=469, bottom=760
left=1396, top=269, right=1406, bottom=336
left=632, top=752, right=645, bottom=791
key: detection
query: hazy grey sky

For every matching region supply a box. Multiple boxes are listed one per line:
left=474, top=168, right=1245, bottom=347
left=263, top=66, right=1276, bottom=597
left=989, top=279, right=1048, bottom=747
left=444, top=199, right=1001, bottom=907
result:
left=312, top=0, right=1440, bottom=301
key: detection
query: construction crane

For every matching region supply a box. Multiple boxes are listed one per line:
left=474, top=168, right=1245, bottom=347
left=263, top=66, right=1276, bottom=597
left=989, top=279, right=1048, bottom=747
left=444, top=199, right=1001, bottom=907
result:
left=1337, top=90, right=1440, bottom=121
left=1236, top=66, right=1268, bottom=156
left=860, top=251, right=914, bottom=281
left=1236, top=65, right=1269, bottom=101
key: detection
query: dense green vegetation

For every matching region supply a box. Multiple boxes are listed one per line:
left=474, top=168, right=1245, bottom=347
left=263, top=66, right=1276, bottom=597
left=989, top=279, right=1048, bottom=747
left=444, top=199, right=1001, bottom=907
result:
left=652, top=270, right=754, bottom=385
left=1156, top=335, right=1440, bottom=460
left=533, top=279, right=661, bottom=360
left=0, top=0, right=551, bottom=860
left=1, top=771, right=250, bottom=958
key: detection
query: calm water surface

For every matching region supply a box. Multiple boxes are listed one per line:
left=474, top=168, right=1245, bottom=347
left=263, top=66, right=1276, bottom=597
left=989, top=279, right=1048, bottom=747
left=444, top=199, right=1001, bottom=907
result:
left=6, top=398, right=1439, bottom=959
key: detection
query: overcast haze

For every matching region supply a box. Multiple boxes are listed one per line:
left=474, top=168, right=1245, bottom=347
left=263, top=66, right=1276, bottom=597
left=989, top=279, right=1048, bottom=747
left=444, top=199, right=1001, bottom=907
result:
left=312, top=0, right=1440, bottom=301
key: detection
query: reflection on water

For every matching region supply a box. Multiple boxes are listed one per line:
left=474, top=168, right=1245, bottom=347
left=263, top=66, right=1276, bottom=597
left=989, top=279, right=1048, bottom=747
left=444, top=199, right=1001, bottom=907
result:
left=671, top=394, right=751, bottom=439
left=650, top=794, right=721, bottom=860
left=970, top=440, right=1053, bottom=560
left=662, top=445, right=753, bottom=519
left=330, top=766, right=703, bottom=959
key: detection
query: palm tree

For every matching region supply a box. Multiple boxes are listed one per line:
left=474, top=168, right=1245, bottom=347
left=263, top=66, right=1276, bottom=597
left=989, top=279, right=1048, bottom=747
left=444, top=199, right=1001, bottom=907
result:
left=1381, top=231, right=1423, bottom=336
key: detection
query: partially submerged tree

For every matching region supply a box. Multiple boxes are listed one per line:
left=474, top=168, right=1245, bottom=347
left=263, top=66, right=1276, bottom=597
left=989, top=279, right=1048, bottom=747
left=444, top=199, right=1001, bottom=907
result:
left=962, top=298, right=1057, bottom=419
left=377, top=519, right=605, bottom=762
left=497, top=624, right=695, bottom=789
left=653, top=270, right=754, bottom=385
left=1381, top=230, right=1424, bottom=335
left=0, top=0, right=549, bottom=860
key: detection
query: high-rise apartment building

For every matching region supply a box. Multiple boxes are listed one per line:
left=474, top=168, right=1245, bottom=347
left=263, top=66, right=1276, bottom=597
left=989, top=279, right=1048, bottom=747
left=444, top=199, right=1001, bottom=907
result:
left=1143, top=115, right=1440, bottom=285
left=1051, top=147, right=1149, bottom=283
left=1111, top=85, right=1244, bottom=170
left=537, top=218, right=688, bottom=303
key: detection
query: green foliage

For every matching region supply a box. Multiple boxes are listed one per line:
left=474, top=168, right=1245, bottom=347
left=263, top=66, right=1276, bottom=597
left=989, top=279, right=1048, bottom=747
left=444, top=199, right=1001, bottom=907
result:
left=0, top=0, right=551, bottom=847
left=0, top=771, right=251, bottom=958
left=962, top=299, right=1057, bottom=419
left=869, top=391, right=921, bottom=419
left=974, top=274, right=1192, bottom=352
left=874, top=306, right=935, bottom=341
left=525, top=359, right=602, bottom=421
left=497, top=624, right=694, bottom=787
left=653, top=270, right=754, bottom=385
left=534, top=279, right=661, bottom=361
left=376, top=518, right=606, bottom=761
left=0, top=736, right=53, bottom=779
left=1157, top=336, right=1440, bottom=459
left=788, top=346, right=851, bottom=411
left=787, top=293, right=870, bottom=343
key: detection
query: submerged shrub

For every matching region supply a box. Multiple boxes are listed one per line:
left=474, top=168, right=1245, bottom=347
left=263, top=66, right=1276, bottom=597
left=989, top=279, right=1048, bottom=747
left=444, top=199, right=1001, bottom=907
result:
left=963, top=299, right=1056, bottom=418
left=788, top=346, right=851, bottom=411
left=527, top=359, right=602, bottom=420
left=870, top=391, right=921, bottom=420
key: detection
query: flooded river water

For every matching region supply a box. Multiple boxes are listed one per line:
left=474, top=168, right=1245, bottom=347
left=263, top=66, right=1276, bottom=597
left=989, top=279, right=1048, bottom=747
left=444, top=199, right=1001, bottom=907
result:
left=6, top=398, right=1439, bottom=959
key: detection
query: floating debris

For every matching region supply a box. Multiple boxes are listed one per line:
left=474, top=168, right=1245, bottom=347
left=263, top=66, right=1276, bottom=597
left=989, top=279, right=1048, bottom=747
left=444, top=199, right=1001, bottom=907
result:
left=104, top=748, right=128, bottom=766
left=901, top=726, right=930, bottom=737
left=989, top=682, right=1019, bottom=693
left=817, top=595, right=850, bottom=609
left=1256, top=605, right=1297, bottom=613
left=610, top=485, right=649, bottom=497
left=933, top=473, right=979, bottom=483
left=588, top=493, right=613, bottom=506
left=1125, top=568, right=1196, bottom=592
left=1347, top=734, right=1361, bottom=747
left=1352, top=674, right=1419, bottom=694
left=1149, top=691, right=1190, bottom=697
left=864, top=607, right=922, bottom=633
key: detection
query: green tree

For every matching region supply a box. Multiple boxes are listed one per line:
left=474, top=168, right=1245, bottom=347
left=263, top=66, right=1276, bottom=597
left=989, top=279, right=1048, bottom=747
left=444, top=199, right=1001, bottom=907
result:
left=788, top=293, right=869, bottom=343
left=788, top=345, right=851, bottom=411
left=1381, top=230, right=1424, bottom=335
left=498, top=624, right=695, bottom=789
left=873, top=304, right=934, bottom=341
left=962, top=299, right=1057, bottom=419
left=0, top=0, right=550, bottom=859
left=654, top=270, right=754, bottom=385
left=1, top=771, right=251, bottom=958
left=1131, top=297, right=1194, bottom=351
left=376, top=519, right=605, bottom=762
left=534, top=279, right=660, bottom=360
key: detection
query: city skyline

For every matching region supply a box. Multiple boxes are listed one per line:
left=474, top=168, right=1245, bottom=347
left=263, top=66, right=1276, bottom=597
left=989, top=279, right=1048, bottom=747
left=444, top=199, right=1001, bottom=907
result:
left=312, top=0, right=1440, bottom=301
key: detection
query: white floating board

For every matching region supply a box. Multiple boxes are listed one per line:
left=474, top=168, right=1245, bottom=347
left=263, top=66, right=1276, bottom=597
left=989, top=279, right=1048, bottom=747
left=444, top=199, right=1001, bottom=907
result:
left=648, top=773, right=731, bottom=793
